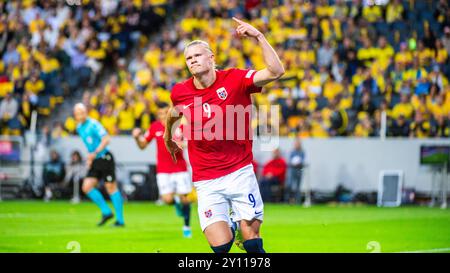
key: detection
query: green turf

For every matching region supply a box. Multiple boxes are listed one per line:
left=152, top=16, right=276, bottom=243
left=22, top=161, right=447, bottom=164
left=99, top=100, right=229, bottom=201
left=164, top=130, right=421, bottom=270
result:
left=0, top=201, right=449, bottom=253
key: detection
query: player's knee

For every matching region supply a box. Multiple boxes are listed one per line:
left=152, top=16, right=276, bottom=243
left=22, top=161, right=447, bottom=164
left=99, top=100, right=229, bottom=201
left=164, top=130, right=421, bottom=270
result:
left=82, top=180, right=94, bottom=194
left=240, top=220, right=261, bottom=240
left=161, top=195, right=174, bottom=204
left=243, top=230, right=260, bottom=240
left=104, top=183, right=117, bottom=194
left=179, top=194, right=190, bottom=204
left=211, top=239, right=234, bottom=253
left=241, top=226, right=259, bottom=240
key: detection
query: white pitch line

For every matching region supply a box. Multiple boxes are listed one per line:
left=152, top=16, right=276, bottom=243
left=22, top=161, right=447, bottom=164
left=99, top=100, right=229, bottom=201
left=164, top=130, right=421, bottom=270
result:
left=396, top=247, right=450, bottom=253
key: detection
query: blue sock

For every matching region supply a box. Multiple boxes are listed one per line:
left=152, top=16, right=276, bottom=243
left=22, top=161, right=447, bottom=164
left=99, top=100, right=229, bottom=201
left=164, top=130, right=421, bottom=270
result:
left=86, top=189, right=112, bottom=216
left=110, top=191, right=124, bottom=224
left=174, top=196, right=183, bottom=217
left=182, top=203, right=191, bottom=226
left=243, top=238, right=265, bottom=253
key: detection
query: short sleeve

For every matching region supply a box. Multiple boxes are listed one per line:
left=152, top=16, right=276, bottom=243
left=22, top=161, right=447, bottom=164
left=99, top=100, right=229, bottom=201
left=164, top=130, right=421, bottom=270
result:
left=235, top=68, right=262, bottom=94
left=93, top=120, right=107, bottom=138
left=143, top=126, right=154, bottom=142
left=170, top=84, right=183, bottom=115
left=170, top=84, right=181, bottom=107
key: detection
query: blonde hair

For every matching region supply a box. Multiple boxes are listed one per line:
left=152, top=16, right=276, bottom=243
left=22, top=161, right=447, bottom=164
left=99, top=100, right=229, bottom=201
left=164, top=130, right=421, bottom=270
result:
left=184, top=40, right=214, bottom=55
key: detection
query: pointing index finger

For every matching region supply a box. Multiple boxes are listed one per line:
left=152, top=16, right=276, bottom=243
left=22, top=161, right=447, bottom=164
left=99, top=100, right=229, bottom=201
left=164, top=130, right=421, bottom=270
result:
left=232, top=17, right=244, bottom=24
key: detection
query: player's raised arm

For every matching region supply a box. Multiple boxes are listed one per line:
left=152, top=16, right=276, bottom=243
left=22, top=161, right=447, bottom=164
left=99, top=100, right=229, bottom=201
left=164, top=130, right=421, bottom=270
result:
left=232, top=17, right=285, bottom=87
left=163, top=106, right=183, bottom=162
left=132, top=128, right=149, bottom=150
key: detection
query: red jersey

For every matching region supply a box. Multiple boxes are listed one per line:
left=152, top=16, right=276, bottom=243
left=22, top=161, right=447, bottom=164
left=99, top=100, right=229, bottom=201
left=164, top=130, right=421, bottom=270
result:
left=144, top=120, right=188, bottom=174
left=170, top=68, right=262, bottom=182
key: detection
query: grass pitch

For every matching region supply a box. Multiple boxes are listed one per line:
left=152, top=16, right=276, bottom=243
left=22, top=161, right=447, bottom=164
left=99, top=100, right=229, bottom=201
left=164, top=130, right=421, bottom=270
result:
left=0, top=201, right=449, bottom=253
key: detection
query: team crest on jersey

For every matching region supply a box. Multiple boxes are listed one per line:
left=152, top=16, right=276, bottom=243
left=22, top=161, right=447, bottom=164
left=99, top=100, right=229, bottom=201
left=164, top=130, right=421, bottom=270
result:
left=216, top=87, right=227, bottom=100
left=204, top=209, right=212, bottom=218
left=155, top=131, right=163, bottom=137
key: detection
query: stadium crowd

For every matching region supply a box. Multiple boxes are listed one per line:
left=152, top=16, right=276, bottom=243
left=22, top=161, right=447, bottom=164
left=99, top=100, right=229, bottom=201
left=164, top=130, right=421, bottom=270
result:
left=1, top=0, right=450, bottom=139
left=0, top=0, right=170, bottom=136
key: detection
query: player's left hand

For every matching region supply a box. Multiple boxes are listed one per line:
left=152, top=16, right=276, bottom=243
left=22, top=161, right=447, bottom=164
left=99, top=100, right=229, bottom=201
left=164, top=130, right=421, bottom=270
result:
left=164, top=138, right=182, bottom=163
left=232, top=17, right=263, bottom=40
left=132, top=128, right=142, bottom=138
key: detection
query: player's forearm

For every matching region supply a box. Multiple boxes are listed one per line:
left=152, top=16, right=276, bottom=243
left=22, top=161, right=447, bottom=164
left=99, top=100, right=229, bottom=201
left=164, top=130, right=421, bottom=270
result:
left=164, top=107, right=182, bottom=140
left=134, top=135, right=148, bottom=150
left=256, top=34, right=285, bottom=78
left=94, top=135, right=110, bottom=155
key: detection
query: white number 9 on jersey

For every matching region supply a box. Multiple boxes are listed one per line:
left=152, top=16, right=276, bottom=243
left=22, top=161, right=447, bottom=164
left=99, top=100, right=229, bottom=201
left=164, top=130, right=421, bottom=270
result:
left=203, top=103, right=211, bottom=119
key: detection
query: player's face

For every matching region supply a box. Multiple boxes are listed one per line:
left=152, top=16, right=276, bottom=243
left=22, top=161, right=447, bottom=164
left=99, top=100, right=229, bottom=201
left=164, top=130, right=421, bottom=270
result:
left=73, top=107, right=87, bottom=124
left=184, top=45, right=214, bottom=76
left=157, top=107, right=168, bottom=122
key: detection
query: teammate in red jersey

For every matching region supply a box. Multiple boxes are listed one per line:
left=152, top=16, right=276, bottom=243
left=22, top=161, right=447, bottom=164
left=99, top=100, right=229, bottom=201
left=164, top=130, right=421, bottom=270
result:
left=132, top=103, right=193, bottom=238
left=164, top=17, right=284, bottom=253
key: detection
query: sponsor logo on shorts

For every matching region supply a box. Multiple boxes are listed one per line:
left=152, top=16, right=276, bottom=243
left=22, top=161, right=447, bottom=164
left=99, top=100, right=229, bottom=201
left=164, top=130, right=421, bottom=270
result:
left=204, top=209, right=212, bottom=218
left=254, top=210, right=263, bottom=215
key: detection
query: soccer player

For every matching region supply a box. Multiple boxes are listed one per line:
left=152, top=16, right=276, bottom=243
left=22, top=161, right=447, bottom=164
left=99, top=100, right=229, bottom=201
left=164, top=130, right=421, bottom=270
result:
left=164, top=17, right=285, bottom=253
left=131, top=103, right=193, bottom=238
left=73, top=103, right=125, bottom=227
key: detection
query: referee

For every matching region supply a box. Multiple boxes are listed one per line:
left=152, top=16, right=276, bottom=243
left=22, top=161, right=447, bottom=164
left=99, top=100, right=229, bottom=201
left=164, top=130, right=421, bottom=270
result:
left=73, top=103, right=125, bottom=227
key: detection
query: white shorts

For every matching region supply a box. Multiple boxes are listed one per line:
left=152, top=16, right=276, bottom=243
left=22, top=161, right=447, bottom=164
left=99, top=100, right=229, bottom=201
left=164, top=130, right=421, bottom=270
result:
left=156, top=171, right=192, bottom=196
left=194, top=164, right=264, bottom=232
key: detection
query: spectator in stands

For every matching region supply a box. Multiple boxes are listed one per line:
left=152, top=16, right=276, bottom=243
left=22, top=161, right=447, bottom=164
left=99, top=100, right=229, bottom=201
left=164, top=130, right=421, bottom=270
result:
left=372, top=109, right=383, bottom=137
left=0, top=92, right=18, bottom=132
left=389, top=114, right=410, bottom=137
left=2, top=41, right=20, bottom=66
left=281, top=97, right=299, bottom=123
left=392, top=93, right=414, bottom=120
left=259, top=149, right=287, bottom=203
left=409, top=110, right=432, bottom=138
left=284, top=139, right=306, bottom=204
left=432, top=114, right=450, bottom=137
left=356, top=91, right=376, bottom=117
left=354, top=112, right=374, bottom=137
left=317, top=40, right=335, bottom=68
left=442, top=27, right=450, bottom=56
left=356, top=68, right=379, bottom=96
left=50, top=121, right=69, bottom=140
left=63, top=150, right=86, bottom=204
left=42, top=150, right=66, bottom=202
left=4, top=0, right=449, bottom=140
left=117, top=102, right=135, bottom=134
left=100, top=104, right=118, bottom=136
left=24, top=72, right=45, bottom=95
